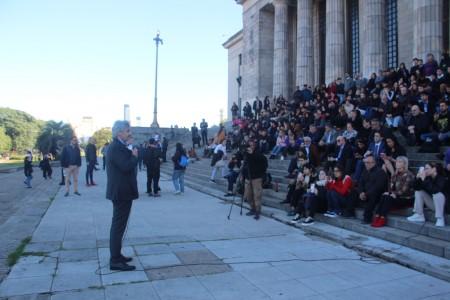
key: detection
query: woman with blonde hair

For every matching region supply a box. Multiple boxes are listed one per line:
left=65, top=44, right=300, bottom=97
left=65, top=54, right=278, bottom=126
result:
left=371, top=156, right=414, bottom=227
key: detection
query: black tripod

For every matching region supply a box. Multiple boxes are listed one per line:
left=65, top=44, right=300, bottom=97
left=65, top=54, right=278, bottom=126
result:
left=227, top=156, right=252, bottom=219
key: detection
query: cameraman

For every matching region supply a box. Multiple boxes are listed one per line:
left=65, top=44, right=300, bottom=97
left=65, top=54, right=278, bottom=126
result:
left=243, top=141, right=268, bottom=220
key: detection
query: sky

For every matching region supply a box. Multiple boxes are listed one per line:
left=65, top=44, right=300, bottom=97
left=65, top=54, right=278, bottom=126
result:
left=0, top=0, right=242, bottom=130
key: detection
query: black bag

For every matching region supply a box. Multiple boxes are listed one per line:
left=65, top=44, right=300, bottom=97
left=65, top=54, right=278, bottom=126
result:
left=262, top=172, right=272, bottom=189
left=210, top=150, right=224, bottom=166
left=236, top=179, right=244, bottom=195
left=418, top=137, right=440, bottom=153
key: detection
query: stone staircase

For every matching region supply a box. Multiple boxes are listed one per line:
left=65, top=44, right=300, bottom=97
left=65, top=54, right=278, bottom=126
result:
left=160, top=139, right=450, bottom=262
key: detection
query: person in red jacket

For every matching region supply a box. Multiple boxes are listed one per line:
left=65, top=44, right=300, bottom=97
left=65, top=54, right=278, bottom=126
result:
left=325, top=163, right=355, bottom=217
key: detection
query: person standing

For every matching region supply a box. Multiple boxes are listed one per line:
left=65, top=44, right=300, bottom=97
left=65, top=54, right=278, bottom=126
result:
left=243, top=141, right=268, bottom=220
left=39, top=153, right=53, bottom=179
left=143, top=138, right=162, bottom=197
left=161, top=137, right=168, bottom=162
left=200, top=118, right=208, bottom=146
left=23, top=148, right=33, bottom=188
left=60, top=136, right=82, bottom=197
left=191, top=122, right=201, bottom=149
left=172, top=143, right=187, bottom=195
left=101, top=142, right=109, bottom=170
left=253, top=96, right=263, bottom=120
left=106, top=120, right=139, bottom=271
left=85, top=137, right=98, bottom=186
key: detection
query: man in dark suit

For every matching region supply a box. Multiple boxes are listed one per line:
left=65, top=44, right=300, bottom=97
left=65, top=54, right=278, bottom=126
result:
left=324, top=136, right=354, bottom=175
left=106, top=120, right=139, bottom=271
left=352, top=130, right=386, bottom=182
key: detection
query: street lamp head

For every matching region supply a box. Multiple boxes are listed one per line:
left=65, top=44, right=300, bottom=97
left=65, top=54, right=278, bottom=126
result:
left=154, top=30, right=163, bottom=45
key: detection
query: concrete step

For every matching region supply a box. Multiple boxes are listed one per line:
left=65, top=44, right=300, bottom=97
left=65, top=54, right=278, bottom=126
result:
left=161, top=157, right=450, bottom=260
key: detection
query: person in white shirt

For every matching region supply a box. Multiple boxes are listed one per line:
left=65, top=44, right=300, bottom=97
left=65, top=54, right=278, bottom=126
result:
left=210, top=139, right=228, bottom=183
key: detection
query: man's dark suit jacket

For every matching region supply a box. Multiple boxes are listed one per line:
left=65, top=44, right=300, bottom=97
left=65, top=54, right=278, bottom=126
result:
left=333, top=143, right=354, bottom=166
left=106, top=138, right=138, bottom=202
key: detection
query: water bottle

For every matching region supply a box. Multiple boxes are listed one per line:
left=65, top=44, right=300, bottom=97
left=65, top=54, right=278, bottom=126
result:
left=275, top=183, right=279, bottom=192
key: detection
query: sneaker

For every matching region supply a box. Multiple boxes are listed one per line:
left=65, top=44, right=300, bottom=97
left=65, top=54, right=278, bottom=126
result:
left=324, top=211, right=337, bottom=218
left=153, top=193, right=161, bottom=197
left=180, top=192, right=184, bottom=195
left=291, top=214, right=302, bottom=224
left=64, top=192, right=69, bottom=197
left=210, top=179, right=216, bottom=183
left=174, top=191, right=181, bottom=195
left=280, top=156, right=285, bottom=160
left=254, top=212, right=260, bottom=220
left=435, top=217, right=445, bottom=227
left=407, top=213, right=425, bottom=222
left=301, top=217, right=315, bottom=226
left=224, top=193, right=234, bottom=197
left=148, top=192, right=154, bottom=197
left=74, top=191, right=81, bottom=196
left=86, top=183, right=91, bottom=187
left=90, top=183, right=98, bottom=186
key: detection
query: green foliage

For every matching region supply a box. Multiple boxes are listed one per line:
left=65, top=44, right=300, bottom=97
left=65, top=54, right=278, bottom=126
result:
left=7, top=236, right=32, bottom=266
left=0, top=107, right=44, bottom=151
left=0, top=126, right=12, bottom=154
left=93, top=128, right=112, bottom=150
left=36, top=120, right=75, bottom=158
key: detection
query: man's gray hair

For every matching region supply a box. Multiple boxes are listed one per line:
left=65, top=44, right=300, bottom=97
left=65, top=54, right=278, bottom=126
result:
left=112, top=120, right=130, bottom=139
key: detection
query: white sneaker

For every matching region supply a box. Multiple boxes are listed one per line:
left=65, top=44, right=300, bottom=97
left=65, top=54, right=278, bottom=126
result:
left=174, top=191, right=181, bottom=195
left=435, top=218, right=445, bottom=227
left=407, top=213, right=425, bottom=222
left=280, top=156, right=285, bottom=160
left=291, top=214, right=302, bottom=223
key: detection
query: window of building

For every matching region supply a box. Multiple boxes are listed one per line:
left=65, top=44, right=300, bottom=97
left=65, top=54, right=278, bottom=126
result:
left=386, top=0, right=398, bottom=68
left=444, top=0, right=449, bottom=52
left=318, top=0, right=326, bottom=84
left=347, top=0, right=359, bottom=75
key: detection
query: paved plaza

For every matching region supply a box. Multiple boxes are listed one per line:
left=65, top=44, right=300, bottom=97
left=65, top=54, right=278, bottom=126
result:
left=1, top=165, right=450, bottom=299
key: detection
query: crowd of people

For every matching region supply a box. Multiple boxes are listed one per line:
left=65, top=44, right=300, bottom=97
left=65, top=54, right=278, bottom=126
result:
left=223, top=52, right=450, bottom=227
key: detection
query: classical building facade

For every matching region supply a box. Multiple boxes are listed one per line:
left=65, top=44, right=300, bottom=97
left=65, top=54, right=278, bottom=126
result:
left=223, top=0, right=450, bottom=118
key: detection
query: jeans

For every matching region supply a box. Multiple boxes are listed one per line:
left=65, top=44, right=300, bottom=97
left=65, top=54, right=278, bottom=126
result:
left=271, top=145, right=286, bottom=156
left=25, top=175, right=32, bottom=187
left=226, top=170, right=239, bottom=192
left=172, top=170, right=185, bottom=192
left=420, top=132, right=450, bottom=142
left=385, top=116, right=402, bottom=128
left=326, top=190, right=349, bottom=214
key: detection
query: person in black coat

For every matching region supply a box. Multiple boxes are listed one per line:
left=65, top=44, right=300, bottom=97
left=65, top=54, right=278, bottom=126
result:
left=85, top=137, right=98, bottom=186
left=242, top=141, right=268, bottom=220
left=172, top=143, right=187, bottom=194
left=143, top=138, right=162, bottom=197
left=106, top=120, right=139, bottom=271
left=358, top=155, right=389, bottom=224
left=39, top=153, right=52, bottom=179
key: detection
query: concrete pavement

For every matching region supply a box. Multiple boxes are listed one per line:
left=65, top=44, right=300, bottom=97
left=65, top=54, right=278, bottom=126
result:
left=1, top=165, right=450, bottom=299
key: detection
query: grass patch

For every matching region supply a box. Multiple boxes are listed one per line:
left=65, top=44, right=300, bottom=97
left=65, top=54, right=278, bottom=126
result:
left=7, top=236, right=32, bottom=266
left=0, top=161, right=22, bottom=169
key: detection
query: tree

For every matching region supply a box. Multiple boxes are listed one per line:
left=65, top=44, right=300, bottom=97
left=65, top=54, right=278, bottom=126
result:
left=0, top=126, right=12, bottom=155
left=36, top=121, right=75, bottom=158
left=0, top=107, right=44, bottom=151
left=93, top=128, right=112, bottom=150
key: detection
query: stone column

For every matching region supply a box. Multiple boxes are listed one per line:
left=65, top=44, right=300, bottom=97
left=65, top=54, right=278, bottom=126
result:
left=362, top=0, right=386, bottom=77
left=325, top=0, right=345, bottom=84
left=273, top=0, right=289, bottom=99
left=296, top=0, right=314, bottom=87
left=413, top=0, right=443, bottom=60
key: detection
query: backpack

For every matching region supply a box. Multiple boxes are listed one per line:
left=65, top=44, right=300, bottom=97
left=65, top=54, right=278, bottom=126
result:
left=210, top=150, right=224, bottom=166
left=179, top=155, right=188, bottom=167
left=262, top=172, right=272, bottom=189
